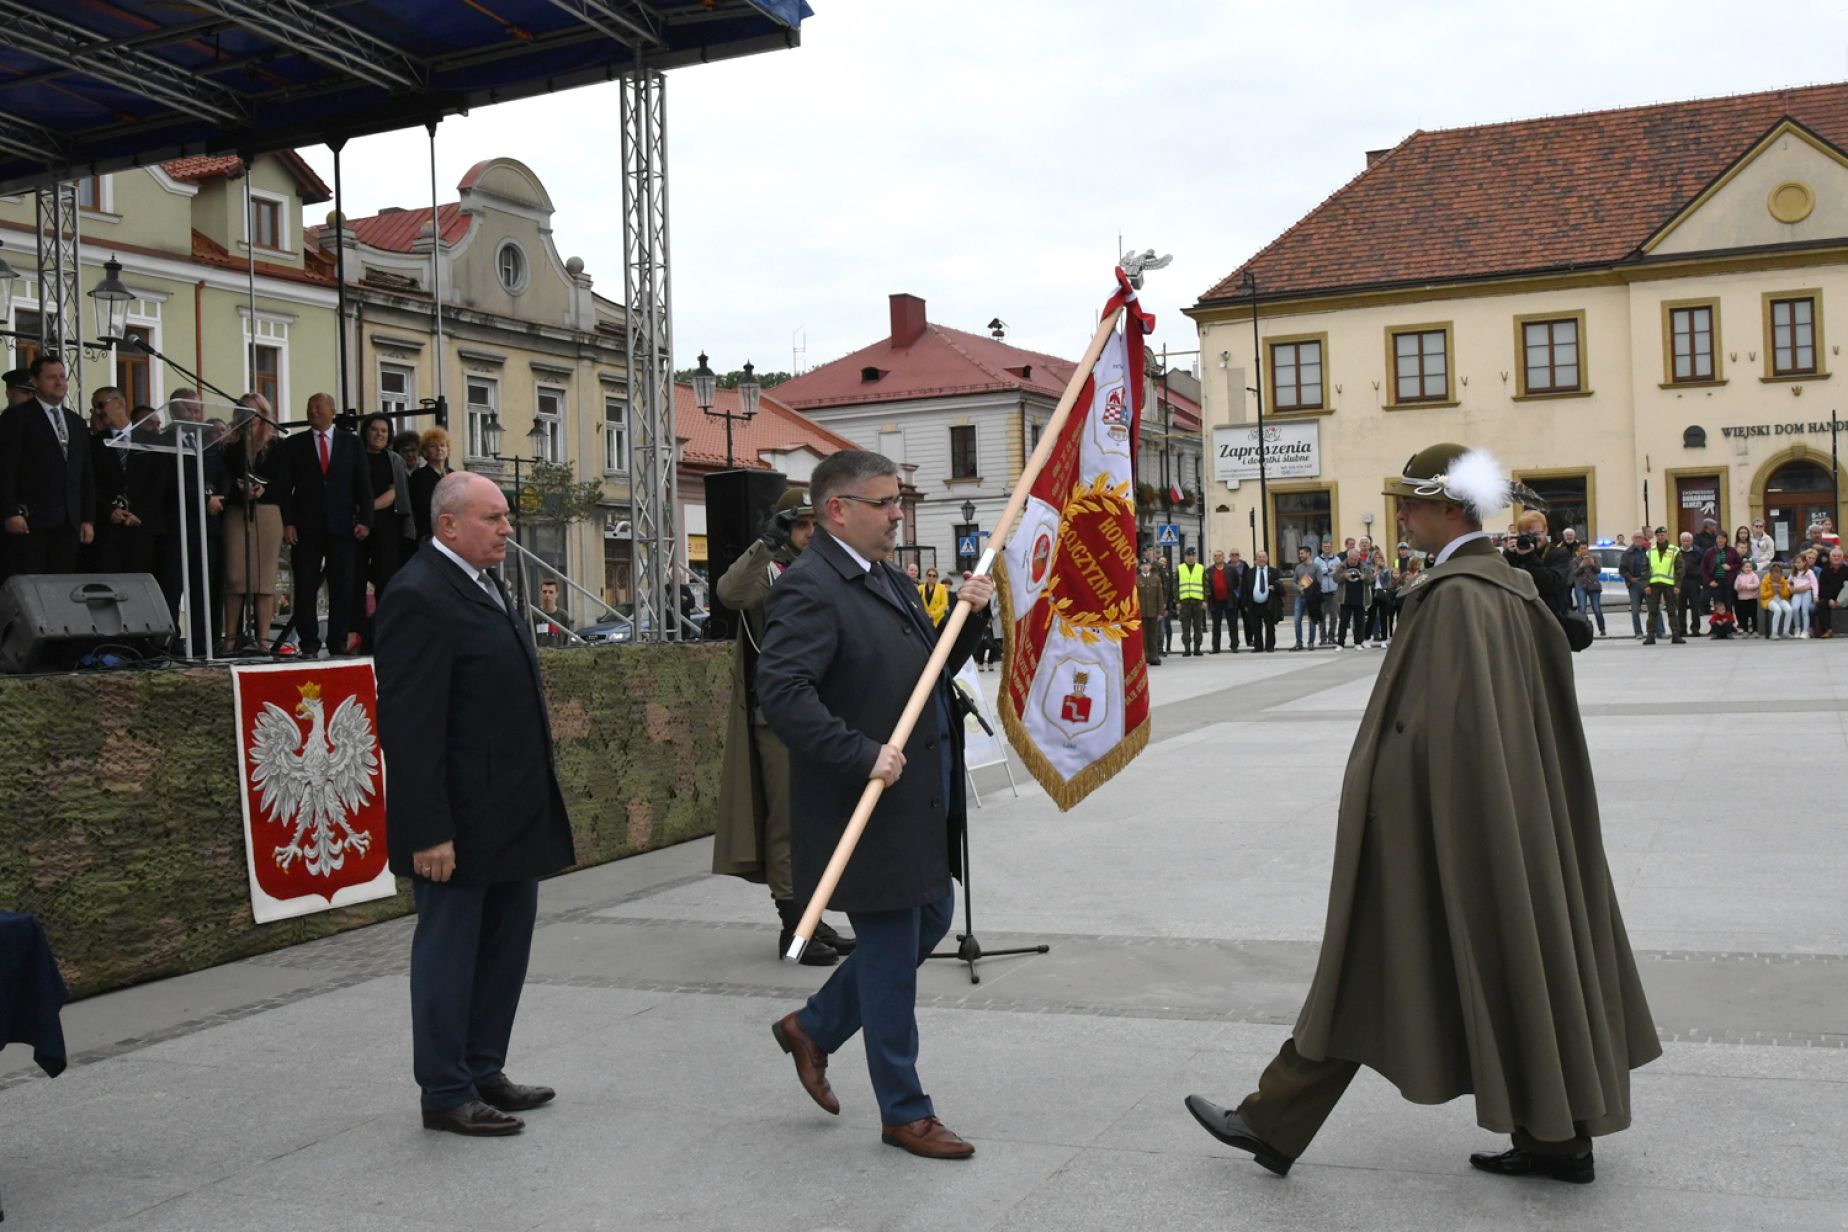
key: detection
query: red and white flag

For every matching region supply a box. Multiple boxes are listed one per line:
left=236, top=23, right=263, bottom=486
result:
left=996, top=270, right=1153, bottom=809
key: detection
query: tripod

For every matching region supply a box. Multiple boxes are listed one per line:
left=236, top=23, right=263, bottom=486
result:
left=926, top=693, right=1048, bottom=984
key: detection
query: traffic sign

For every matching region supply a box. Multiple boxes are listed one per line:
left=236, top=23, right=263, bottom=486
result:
left=958, top=535, right=979, bottom=556
left=1156, top=523, right=1180, bottom=546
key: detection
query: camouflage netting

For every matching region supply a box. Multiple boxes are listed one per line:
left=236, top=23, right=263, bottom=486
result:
left=0, top=644, right=731, bottom=1000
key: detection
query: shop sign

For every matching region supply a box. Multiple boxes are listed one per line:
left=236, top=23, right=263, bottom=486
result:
left=1719, top=418, right=1848, bottom=439
left=1213, top=421, right=1320, bottom=488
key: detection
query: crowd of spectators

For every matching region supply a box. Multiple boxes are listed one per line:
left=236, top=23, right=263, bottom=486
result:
left=0, top=352, right=461, bottom=661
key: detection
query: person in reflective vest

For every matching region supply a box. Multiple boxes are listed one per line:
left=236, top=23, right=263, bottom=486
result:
left=1175, top=547, right=1207, bottom=657
left=1643, top=527, right=1684, bottom=646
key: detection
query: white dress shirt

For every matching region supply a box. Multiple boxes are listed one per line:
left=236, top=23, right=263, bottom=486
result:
left=1435, top=530, right=1492, bottom=565
left=433, top=538, right=502, bottom=606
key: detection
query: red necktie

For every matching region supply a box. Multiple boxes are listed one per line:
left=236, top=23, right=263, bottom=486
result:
left=318, top=432, right=329, bottom=475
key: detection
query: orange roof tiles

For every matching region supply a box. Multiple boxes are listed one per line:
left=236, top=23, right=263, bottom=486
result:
left=773, top=321, right=1079, bottom=410
left=1199, top=82, right=1848, bottom=305
left=161, top=150, right=331, bottom=204
left=673, top=384, right=858, bottom=471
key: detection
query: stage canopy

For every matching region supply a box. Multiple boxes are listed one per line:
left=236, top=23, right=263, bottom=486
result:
left=0, top=0, right=810, bottom=193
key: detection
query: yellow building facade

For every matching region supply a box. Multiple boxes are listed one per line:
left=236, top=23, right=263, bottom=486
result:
left=1190, top=94, right=1848, bottom=559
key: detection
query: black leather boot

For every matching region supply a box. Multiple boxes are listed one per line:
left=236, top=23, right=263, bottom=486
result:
left=776, top=898, right=839, bottom=966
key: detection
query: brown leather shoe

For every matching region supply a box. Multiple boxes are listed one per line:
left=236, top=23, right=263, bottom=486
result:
left=771, top=1012, right=839, bottom=1115
left=882, top=1116, right=975, bottom=1159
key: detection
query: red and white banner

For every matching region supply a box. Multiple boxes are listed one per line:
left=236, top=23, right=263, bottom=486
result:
left=996, top=271, right=1153, bottom=809
left=231, top=660, right=394, bottom=923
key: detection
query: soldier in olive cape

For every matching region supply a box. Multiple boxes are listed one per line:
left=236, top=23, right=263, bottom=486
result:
left=712, top=487, right=856, bottom=965
left=1186, top=443, right=1658, bottom=1185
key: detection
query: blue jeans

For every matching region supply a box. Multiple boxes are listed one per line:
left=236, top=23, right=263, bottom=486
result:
left=1577, top=585, right=1605, bottom=633
left=797, top=891, right=956, bottom=1126
left=1293, top=592, right=1310, bottom=646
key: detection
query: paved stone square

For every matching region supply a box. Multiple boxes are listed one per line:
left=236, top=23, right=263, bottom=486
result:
left=4, top=636, right=1846, bottom=1230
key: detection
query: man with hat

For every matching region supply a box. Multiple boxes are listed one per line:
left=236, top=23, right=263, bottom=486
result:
left=3, top=368, right=33, bottom=410
left=713, top=486, right=855, bottom=965
left=1186, top=442, right=1658, bottom=1184
left=1174, top=545, right=1207, bottom=656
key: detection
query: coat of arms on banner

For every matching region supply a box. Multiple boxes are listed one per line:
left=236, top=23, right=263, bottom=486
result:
left=231, top=660, right=395, bottom=923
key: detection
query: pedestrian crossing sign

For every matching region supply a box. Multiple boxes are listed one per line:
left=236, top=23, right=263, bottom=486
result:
left=1157, top=523, right=1180, bottom=546
left=958, top=535, right=979, bottom=556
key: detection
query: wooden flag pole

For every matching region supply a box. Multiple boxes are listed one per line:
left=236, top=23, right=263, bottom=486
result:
left=786, top=300, right=1129, bottom=960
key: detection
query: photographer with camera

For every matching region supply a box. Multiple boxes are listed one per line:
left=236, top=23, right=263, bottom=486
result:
left=1503, top=511, right=1569, bottom=618
left=713, top=487, right=855, bottom=967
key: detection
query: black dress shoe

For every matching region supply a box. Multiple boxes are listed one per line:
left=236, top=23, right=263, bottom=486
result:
left=778, top=928, right=840, bottom=965
left=1468, top=1146, right=1594, bottom=1184
left=421, top=1098, right=523, bottom=1136
left=1182, top=1094, right=1292, bottom=1175
left=814, top=919, right=856, bottom=956
left=476, top=1078, right=555, bottom=1113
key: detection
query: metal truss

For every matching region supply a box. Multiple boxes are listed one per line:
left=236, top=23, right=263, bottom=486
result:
left=0, top=112, right=66, bottom=165
left=546, top=0, right=665, bottom=50
left=185, top=0, right=428, bottom=94
left=0, top=1, right=248, bottom=125
left=621, top=68, right=687, bottom=643
left=33, top=181, right=82, bottom=402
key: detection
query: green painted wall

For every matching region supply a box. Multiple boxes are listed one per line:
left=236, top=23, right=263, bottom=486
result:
left=0, top=645, right=730, bottom=1000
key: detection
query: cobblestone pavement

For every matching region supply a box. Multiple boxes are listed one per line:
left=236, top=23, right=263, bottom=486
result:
left=2, top=637, right=1845, bottom=1231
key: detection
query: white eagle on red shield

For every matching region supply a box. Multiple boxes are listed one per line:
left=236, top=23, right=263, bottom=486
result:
left=248, top=680, right=381, bottom=877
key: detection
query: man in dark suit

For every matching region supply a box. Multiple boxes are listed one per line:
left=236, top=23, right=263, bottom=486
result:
left=88, top=386, right=171, bottom=576
left=154, top=388, right=228, bottom=656
left=1239, top=549, right=1283, bottom=652
left=756, top=449, right=991, bottom=1161
left=0, top=354, right=94, bottom=583
left=376, top=471, right=576, bottom=1137
left=280, top=392, right=372, bottom=656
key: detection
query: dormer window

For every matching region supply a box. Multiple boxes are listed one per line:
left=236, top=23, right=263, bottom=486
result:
left=1006, top=364, right=1032, bottom=379
left=252, top=198, right=281, bottom=249
left=861, top=366, right=884, bottom=382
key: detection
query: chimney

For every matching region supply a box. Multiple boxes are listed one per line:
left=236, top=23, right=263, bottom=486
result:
left=1365, top=148, right=1391, bottom=168
left=889, top=293, right=927, bottom=347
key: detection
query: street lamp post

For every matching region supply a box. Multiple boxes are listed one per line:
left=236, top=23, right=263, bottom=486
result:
left=693, top=352, right=760, bottom=470
left=960, top=498, right=977, bottom=572
left=1240, top=269, right=1270, bottom=559
left=482, top=412, right=550, bottom=621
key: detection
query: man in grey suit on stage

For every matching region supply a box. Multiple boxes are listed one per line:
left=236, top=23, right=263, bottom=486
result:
left=755, top=449, right=992, bottom=1160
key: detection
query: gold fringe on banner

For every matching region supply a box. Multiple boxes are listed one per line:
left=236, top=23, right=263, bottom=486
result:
left=992, top=556, right=1151, bottom=813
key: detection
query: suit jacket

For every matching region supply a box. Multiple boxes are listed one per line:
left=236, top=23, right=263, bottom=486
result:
left=281, top=428, right=373, bottom=537
left=91, top=425, right=176, bottom=537
left=1205, top=563, right=1241, bottom=607
left=375, top=541, right=576, bottom=885
left=1239, top=565, right=1284, bottom=618
left=0, top=400, right=93, bottom=530
left=755, top=530, right=983, bottom=914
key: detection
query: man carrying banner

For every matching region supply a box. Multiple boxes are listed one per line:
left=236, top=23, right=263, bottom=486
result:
left=757, top=449, right=991, bottom=1160
left=1185, top=442, right=1658, bottom=1183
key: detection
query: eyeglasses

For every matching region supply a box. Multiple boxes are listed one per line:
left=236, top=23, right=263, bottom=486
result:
left=835, top=493, right=902, bottom=511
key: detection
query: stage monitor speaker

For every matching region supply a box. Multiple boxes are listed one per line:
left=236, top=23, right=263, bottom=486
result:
left=703, top=469, right=789, bottom=641
left=0, top=573, right=174, bottom=672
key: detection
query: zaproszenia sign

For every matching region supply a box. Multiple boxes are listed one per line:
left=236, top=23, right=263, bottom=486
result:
left=1213, top=421, right=1321, bottom=488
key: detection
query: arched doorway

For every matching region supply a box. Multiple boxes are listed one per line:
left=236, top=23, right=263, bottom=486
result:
left=1763, top=458, right=1833, bottom=559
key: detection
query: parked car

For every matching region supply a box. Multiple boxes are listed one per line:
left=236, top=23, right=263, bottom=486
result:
left=577, top=609, right=708, bottom=645
left=1590, top=542, right=1632, bottom=610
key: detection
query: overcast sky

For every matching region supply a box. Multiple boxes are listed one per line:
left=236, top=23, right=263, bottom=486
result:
left=298, top=0, right=1848, bottom=380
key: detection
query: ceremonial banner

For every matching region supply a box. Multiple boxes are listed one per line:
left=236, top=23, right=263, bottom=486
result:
left=996, top=275, right=1153, bottom=809
left=231, top=660, right=394, bottom=923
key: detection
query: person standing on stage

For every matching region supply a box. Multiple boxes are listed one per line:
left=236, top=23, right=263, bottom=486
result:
left=1186, top=442, right=1657, bottom=1185
left=376, top=472, right=576, bottom=1137
left=713, top=486, right=856, bottom=966
left=756, top=449, right=990, bottom=1160
left=280, top=393, right=372, bottom=657
left=0, top=354, right=94, bottom=583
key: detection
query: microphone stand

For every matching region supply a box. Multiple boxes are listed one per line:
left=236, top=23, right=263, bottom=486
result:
left=924, top=685, right=1049, bottom=985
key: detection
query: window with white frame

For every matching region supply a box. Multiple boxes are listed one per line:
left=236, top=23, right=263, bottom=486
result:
left=242, top=315, right=289, bottom=414
left=248, top=190, right=288, bottom=252
left=379, top=363, right=414, bottom=416
left=466, top=376, right=497, bottom=459
left=534, top=385, right=565, bottom=463
left=603, top=393, right=629, bottom=474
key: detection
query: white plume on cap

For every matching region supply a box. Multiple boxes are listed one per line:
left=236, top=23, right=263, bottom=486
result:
left=1445, top=448, right=1513, bottom=518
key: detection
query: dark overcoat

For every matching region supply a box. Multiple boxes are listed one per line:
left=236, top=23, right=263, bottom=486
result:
left=1293, top=537, right=1659, bottom=1141
left=755, top=530, right=982, bottom=914
left=711, top=537, right=793, bottom=882
left=374, top=540, right=576, bottom=885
